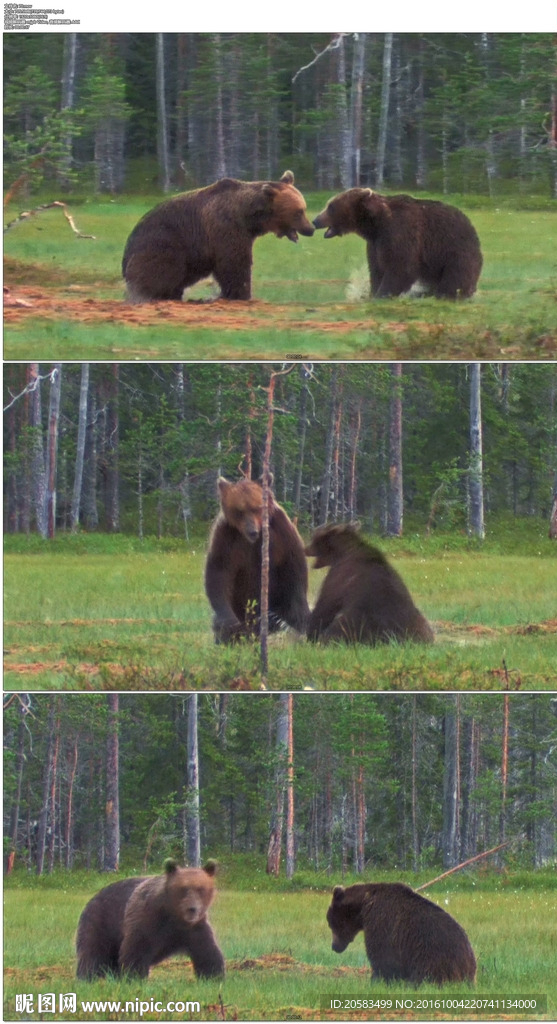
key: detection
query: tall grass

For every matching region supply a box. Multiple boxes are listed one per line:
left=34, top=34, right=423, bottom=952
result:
left=3, top=528, right=556, bottom=690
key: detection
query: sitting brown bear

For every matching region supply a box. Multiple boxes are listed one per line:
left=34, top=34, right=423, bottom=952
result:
left=313, top=189, right=482, bottom=299
left=122, top=170, right=314, bottom=303
left=305, top=523, right=434, bottom=644
left=205, top=476, right=309, bottom=643
left=76, top=859, right=224, bottom=980
left=327, top=882, right=477, bottom=985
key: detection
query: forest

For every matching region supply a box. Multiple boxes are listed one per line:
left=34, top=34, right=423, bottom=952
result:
left=3, top=32, right=557, bottom=198
left=4, top=362, right=557, bottom=538
left=4, top=692, right=557, bottom=875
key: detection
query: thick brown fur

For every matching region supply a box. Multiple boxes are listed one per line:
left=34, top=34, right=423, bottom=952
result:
left=122, top=170, right=313, bottom=303
left=327, top=882, right=477, bottom=985
left=313, top=189, right=482, bottom=299
left=204, top=477, right=309, bottom=644
left=305, top=523, right=434, bottom=645
left=76, top=860, right=224, bottom=980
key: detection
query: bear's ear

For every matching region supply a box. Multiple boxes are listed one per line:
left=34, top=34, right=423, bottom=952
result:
left=217, top=477, right=231, bottom=497
left=258, top=471, right=274, bottom=489
left=163, top=858, right=178, bottom=875
left=361, top=190, right=390, bottom=217
left=280, top=170, right=295, bottom=184
left=332, top=885, right=345, bottom=901
left=203, top=859, right=218, bottom=877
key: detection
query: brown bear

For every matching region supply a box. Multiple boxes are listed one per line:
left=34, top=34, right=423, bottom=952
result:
left=327, top=882, right=476, bottom=985
left=313, top=189, right=482, bottom=299
left=304, top=523, right=434, bottom=645
left=76, top=859, right=224, bottom=980
left=122, top=170, right=314, bottom=303
left=204, top=476, right=309, bottom=644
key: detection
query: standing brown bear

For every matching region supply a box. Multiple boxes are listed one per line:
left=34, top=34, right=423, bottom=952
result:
left=327, top=882, right=477, bottom=985
left=76, top=859, right=224, bottom=980
left=305, top=523, right=434, bottom=645
left=313, top=189, right=482, bottom=299
left=205, top=476, right=309, bottom=644
left=122, top=170, right=314, bottom=303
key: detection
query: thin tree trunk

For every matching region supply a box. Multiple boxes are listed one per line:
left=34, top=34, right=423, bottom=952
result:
left=443, top=695, right=461, bottom=868
left=319, top=366, right=340, bottom=525
left=411, top=694, right=419, bottom=871
left=105, top=364, right=120, bottom=533
left=9, top=713, right=27, bottom=862
left=47, top=705, right=61, bottom=873
left=387, top=363, right=403, bottom=536
left=70, top=362, right=89, bottom=532
left=156, top=34, right=171, bottom=192
left=500, top=694, right=509, bottom=847
left=266, top=695, right=289, bottom=876
left=468, top=363, right=485, bottom=539
left=549, top=473, right=557, bottom=539
left=376, top=33, right=393, bottom=187
left=350, top=34, right=366, bottom=185
left=285, top=693, right=295, bottom=879
left=36, top=699, right=56, bottom=874
left=104, top=694, right=120, bottom=872
left=45, top=365, right=62, bottom=539
left=186, top=694, right=200, bottom=866
left=65, top=735, right=78, bottom=868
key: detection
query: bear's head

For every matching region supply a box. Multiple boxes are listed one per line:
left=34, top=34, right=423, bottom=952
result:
left=304, top=523, right=361, bottom=568
left=261, top=171, right=314, bottom=243
left=163, top=859, right=217, bottom=925
left=218, top=477, right=276, bottom=544
left=313, top=188, right=390, bottom=238
left=327, top=884, right=366, bottom=952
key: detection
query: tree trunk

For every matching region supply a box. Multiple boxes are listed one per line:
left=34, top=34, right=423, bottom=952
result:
left=443, top=695, right=461, bottom=868
left=285, top=693, right=295, bottom=879
left=350, top=34, right=366, bottom=185
left=59, top=33, right=78, bottom=186
left=36, top=699, right=56, bottom=874
left=104, top=364, right=120, bottom=533
left=266, top=695, right=289, bottom=876
left=549, top=473, right=557, bottom=539
left=319, top=366, right=340, bottom=525
left=468, top=363, right=485, bottom=539
left=45, top=365, right=62, bottom=539
left=156, top=34, right=171, bottom=192
left=376, top=33, right=393, bottom=187
left=9, top=712, right=27, bottom=863
left=65, top=735, right=78, bottom=869
left=387, top=363, right=403, bottom=536
left=186, top=694, right=201, bottom=866
left=104, top=693, right=120, bottom=872
left=70, top=362, right=89, bottom=532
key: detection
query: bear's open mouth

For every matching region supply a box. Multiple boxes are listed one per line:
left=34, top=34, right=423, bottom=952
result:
left=324, top=226, right=338, bottom=238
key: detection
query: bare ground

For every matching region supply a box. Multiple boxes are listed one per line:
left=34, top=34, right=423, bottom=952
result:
left=5, top=282, right=556, bottom=360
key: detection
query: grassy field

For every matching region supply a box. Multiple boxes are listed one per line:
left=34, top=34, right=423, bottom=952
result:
left=3, top=193, right=556, bottom=361
left=4, top=869, right=556, bottom=1021
left=3, top=526, right=556, bottom=690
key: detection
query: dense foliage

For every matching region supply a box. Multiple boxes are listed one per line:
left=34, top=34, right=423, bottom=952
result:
left=4, top=693, right=556, bottom=874
left=4, top=362, right=557, bottom=537
left=3, top=33, right=557, bottom=197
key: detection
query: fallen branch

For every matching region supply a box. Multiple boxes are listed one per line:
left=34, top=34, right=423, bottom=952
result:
left=4, top=200, right=96, bottom=238
left=416, top=839, right=516, bottom=892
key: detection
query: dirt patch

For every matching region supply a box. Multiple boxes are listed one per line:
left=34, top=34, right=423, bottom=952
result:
left=3, top=285, right=409, bottom=336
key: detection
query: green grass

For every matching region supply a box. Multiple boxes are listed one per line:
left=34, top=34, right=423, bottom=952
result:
left=3, top=526, right=556, bottom=690
left=3, top=871, right=556, bottom=1020
left=3, top=194, right=556, bottom=360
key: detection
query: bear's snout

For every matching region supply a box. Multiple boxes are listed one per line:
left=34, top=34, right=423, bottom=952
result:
left=312, top=212, right=337, bottom=238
